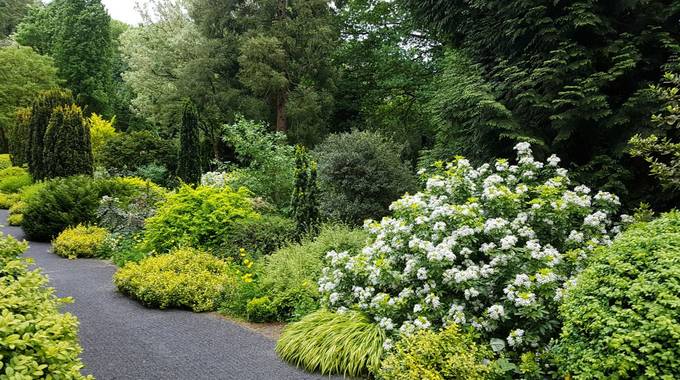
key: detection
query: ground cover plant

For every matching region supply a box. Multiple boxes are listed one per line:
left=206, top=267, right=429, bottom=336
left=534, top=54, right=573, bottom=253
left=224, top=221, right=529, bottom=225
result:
left=553, top=211, right=680, bottom=379
left=318, top=143, right=624, bottom=374
left=113, top=247, right=234, bottom=312
left=0, top=232, right=91, bottom=379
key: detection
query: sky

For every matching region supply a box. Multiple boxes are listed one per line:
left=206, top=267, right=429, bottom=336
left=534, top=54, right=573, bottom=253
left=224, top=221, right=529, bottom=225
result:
left=102, top=0, right=146, bottom=25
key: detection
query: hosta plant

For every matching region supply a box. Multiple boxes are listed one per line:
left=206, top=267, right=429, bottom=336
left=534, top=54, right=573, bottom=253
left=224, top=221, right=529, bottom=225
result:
left=318, top=143, right=624, bottom=368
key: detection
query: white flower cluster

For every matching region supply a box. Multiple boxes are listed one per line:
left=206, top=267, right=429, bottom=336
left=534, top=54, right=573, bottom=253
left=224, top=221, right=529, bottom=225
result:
left=318, top=143, right=624, bottom=358
left=200, top=171, right=230, bottom=187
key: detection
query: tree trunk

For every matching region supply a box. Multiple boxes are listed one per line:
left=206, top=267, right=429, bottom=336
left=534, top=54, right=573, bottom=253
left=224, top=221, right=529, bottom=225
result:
left=276, top=92, right=288, bottom=132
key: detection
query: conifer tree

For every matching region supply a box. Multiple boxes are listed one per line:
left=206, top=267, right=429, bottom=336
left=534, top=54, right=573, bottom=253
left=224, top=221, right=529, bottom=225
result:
left=176, top=100, right=202, bottom=185
left=27, top=89, right=72, bottom=180
left=8, top=107, right=31, bottom=166
left=43, top=103, right=93, bottom=178
left=290, top=145, right=319, bottom=235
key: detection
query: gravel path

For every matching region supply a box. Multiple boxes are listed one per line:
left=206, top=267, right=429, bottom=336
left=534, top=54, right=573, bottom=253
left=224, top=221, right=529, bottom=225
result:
left=0, top=210, right=324, bottom=380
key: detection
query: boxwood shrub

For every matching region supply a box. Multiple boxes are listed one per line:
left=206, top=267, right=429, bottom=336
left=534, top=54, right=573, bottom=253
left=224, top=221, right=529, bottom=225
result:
left=0, top=233, right=91, bottom=379
left=53, top=225, right=109, bottom=259
left=113, top=247, right=235, bottom=312
left=554, top=211, right=680, bottom=379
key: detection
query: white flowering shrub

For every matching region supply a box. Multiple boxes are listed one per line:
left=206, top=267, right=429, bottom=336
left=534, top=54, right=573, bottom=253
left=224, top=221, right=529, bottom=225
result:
left=201, top=171, right=230, bottom=188
left=318, top=143, right=624, bottom=362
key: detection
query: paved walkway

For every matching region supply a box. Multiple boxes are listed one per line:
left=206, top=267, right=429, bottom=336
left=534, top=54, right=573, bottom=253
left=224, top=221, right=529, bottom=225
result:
left=1, top=210, right=324, bottom=380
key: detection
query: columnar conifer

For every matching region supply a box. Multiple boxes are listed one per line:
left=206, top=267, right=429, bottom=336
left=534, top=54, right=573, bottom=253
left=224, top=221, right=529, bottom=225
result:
left=176, top=100, right=202, bottom=185
left=43, top=103, right=93, bottom=178
left=27, top=89, right=72, bottom=180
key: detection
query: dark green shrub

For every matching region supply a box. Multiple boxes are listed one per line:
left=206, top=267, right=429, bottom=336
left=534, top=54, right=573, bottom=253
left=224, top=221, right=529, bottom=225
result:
left=0, top=166, right=32, bottom=193
left=8, top=107, right=31, bottom=166
left=553, top=211, right=680, bottom=379
left=43, top=104, right=93, bottom=179
left=276, top=310, right=386, bottom=377
left=222, top=214, right=297, bottom=258
left=291, top=145, right=320, bottom=235
left=99, top=130, right=177, bottom=180
left=0, top=232, right=91, bottom=379
left=246, top=296, right=278, bottom=323
left=143, top=185, right=260, bottom=254
left=377, top=324, right=495, bottom=380
left=177, top=101, right=202, bottom=185
left=314, top=130, right=416, bottom=225
left=258, top=224, right=367, bottom=321
left=28, top=89, right=73, bottom=180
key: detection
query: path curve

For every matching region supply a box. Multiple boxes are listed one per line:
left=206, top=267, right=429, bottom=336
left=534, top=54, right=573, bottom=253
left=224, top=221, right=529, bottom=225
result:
left=1, top=210, right=324, bottom=380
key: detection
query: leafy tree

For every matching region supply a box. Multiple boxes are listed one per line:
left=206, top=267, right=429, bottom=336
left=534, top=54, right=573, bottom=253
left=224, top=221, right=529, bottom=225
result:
left=177, top=100, right=202, bottom=185
left=290, top=145, right=319, bottom=235
left=7, top=107, right=31, bottom=166
left=402, top=0, right=680, bottom=205
left=630, top=71, right=680, bottom=193
left=27, top=89, right=73, bottom=180
left=0, top=45, right=60, bottom=151
left=43, top=104, right=94, bottom=178
left=0, top=0, right=39, bottom=39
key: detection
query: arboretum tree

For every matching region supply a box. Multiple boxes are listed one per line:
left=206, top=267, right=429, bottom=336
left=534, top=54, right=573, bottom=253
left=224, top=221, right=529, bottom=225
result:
left=177, top=100, right=202, bottom=185
left=16, top=0, right=114, bottom=115
left=0, top=45, right=60, bottom=152
left=8, top=107, right=31, bottom=166
left=43, top=103, right=94, bottom=178
left=402, top=0, right=680, bottom=205
left=28, top=89, right=73, bottom=180
left=0, top=0, right=38, bottom=39
left=290, top=145, right=319, bottom=235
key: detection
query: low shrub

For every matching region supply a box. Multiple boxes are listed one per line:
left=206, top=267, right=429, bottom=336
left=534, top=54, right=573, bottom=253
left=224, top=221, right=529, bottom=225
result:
left=553, top=212, right=680, bottom=379
left=96, top=177, right=166, bottom=234
left=276, top=309, right=385, bottom=377
left=0, top=192, right=19, bottom=208
left=0, top=153, right=11, bottom=170
left=6, top=182, right=45, bottom=224
left=222, top=215, right=297, bottom=258
left=113, top=248, right=234, bottom=312
left=314, top=130, right=416, bottom=225
left=247, top=296, right=278, bottom=323
left=7, top=212, right=23, bottom=226
left=377, top=324, right=495, bottom=380
left=219, top=251, right=261, bottom=317
left=53, top=225, right=109, bottom=259
left=143, top=185, right=260, bottom=254
left=0, top=166, right=32, bottom=193
left=99, top=130, right=177, bottom=180
left=99, top=232, right=148, bottom=267
left=258, top=225, right=367, bottom=321
left=0, top=232, right=91, bottom=379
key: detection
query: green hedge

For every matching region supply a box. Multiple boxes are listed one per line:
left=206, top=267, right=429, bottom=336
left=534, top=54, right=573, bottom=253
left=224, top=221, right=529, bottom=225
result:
left=0, top=233, right=91, bottom=379
left=554, top=212, right=680, bottom=379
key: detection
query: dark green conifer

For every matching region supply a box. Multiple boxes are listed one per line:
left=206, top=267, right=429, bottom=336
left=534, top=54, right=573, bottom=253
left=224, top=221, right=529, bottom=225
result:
left=27, top=89, right=72, bottom=180
left=43, top=103, right=93, bottom=178
left=176, top=100, right=202, bottom=185
left=291, top=145, right=320, bottom=235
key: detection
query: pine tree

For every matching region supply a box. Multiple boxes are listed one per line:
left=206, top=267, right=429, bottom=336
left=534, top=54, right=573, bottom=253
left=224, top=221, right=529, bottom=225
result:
left=43, top=103, right=93, bottom=178
left=176, top=100, right=202, bottom=185
left=27, top=89, right=72, bottom=180
left=290, top=145, right=319, bottom=235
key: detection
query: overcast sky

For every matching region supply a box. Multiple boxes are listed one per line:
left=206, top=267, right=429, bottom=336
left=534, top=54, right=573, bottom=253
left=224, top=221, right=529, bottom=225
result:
left=102, top=0, right=146, bottom=25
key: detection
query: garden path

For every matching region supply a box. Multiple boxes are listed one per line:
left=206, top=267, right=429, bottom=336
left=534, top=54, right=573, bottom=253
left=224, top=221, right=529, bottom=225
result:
left=0, top=210, right=325, bottom=380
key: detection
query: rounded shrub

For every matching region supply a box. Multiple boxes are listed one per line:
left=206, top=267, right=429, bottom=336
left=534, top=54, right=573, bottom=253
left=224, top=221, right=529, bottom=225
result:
left=276, top=309, right=386, bottom=377
left=53, top=225, right=109, bottom=259
left=0, top=233, right=91, bottom=379
left=0, top=192, right=19, bottom=208
left=318, top=143, right=624, bottom=367
left=113, top=248, right=234, bottom=312
left=223, top=214, right=297, bottom=257
left=377, top=324, right=495, bottom=380
left=0, top=166, right=32, bottom=193
left=553, top=211, right=680, bottom=379
left=99, top=130, right=177, bottom=183
left=314, top=130, right=416, bottom=225
left=259, top=224, right=368, bottom=321
left=143, top=185, right=260, bottom=255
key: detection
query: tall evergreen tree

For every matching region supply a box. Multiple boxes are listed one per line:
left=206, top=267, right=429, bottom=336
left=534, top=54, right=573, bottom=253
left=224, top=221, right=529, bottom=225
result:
left=27, top=89, right=72, bottom=180
left=290, top=145, right=319, bottom=235
left=8, top=107, right=31, bottom=166
left=0, top=0, right=38, bottom=40
left=402, top=0, right=680, bottom=205
left=43, top=103, right=93, bottom=178
left=176, top=100, right=202, bottom=185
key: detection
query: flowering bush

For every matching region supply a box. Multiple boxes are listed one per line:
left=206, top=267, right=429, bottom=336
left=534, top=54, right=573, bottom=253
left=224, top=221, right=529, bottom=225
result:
left=318, top=143, right=624, bottom=366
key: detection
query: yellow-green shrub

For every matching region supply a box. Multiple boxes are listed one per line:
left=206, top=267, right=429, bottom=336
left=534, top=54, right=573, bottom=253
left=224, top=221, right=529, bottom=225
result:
left=89, top=113, right=117, bottom=164
left=0, top=192, right=19, bottom=208
left=8, top=212, right=23, bottom=226
left=113, top=248, right=234, bottom=312
left=52, top=225, right=109, bottom=259
left=0, top=232, right=92, bottom=379
left=0, top=166, right=32, bottom=193
left=0, top=154, right=11, bottom=170
left=377, top=324, right=495, bottom=380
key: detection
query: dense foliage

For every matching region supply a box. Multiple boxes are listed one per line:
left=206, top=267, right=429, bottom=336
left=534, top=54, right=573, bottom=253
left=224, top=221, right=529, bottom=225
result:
left=314, top=130, right=416, bottom=225
left=554, top=212, right=680, bottom=378
left=177, top=100, right=202, bottom=185
left=319, top=144, right=623, bottom=370
left=27, top=89, right=73, bottom=180
left=377, top=324, right=494, bottom=380
left=276, top=310, right=386, bottom=377
left=99, top=130, right=177, bottom=184
left=291, top=146, right=320, bottom=235
left=0, top=166, right=32, bottom=193
left=43, top=104, right=94, bottom=178
left=7, top=107, right=31, bottom=166
left=53, top=225, right=109, bottom=259
left=0, top=232, right=91, bottom=379
left=114, top=248, right=234, bottom=312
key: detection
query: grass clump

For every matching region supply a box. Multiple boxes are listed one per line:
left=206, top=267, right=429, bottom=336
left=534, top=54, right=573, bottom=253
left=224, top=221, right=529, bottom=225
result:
left=276, top=309, right=385, bottom=377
